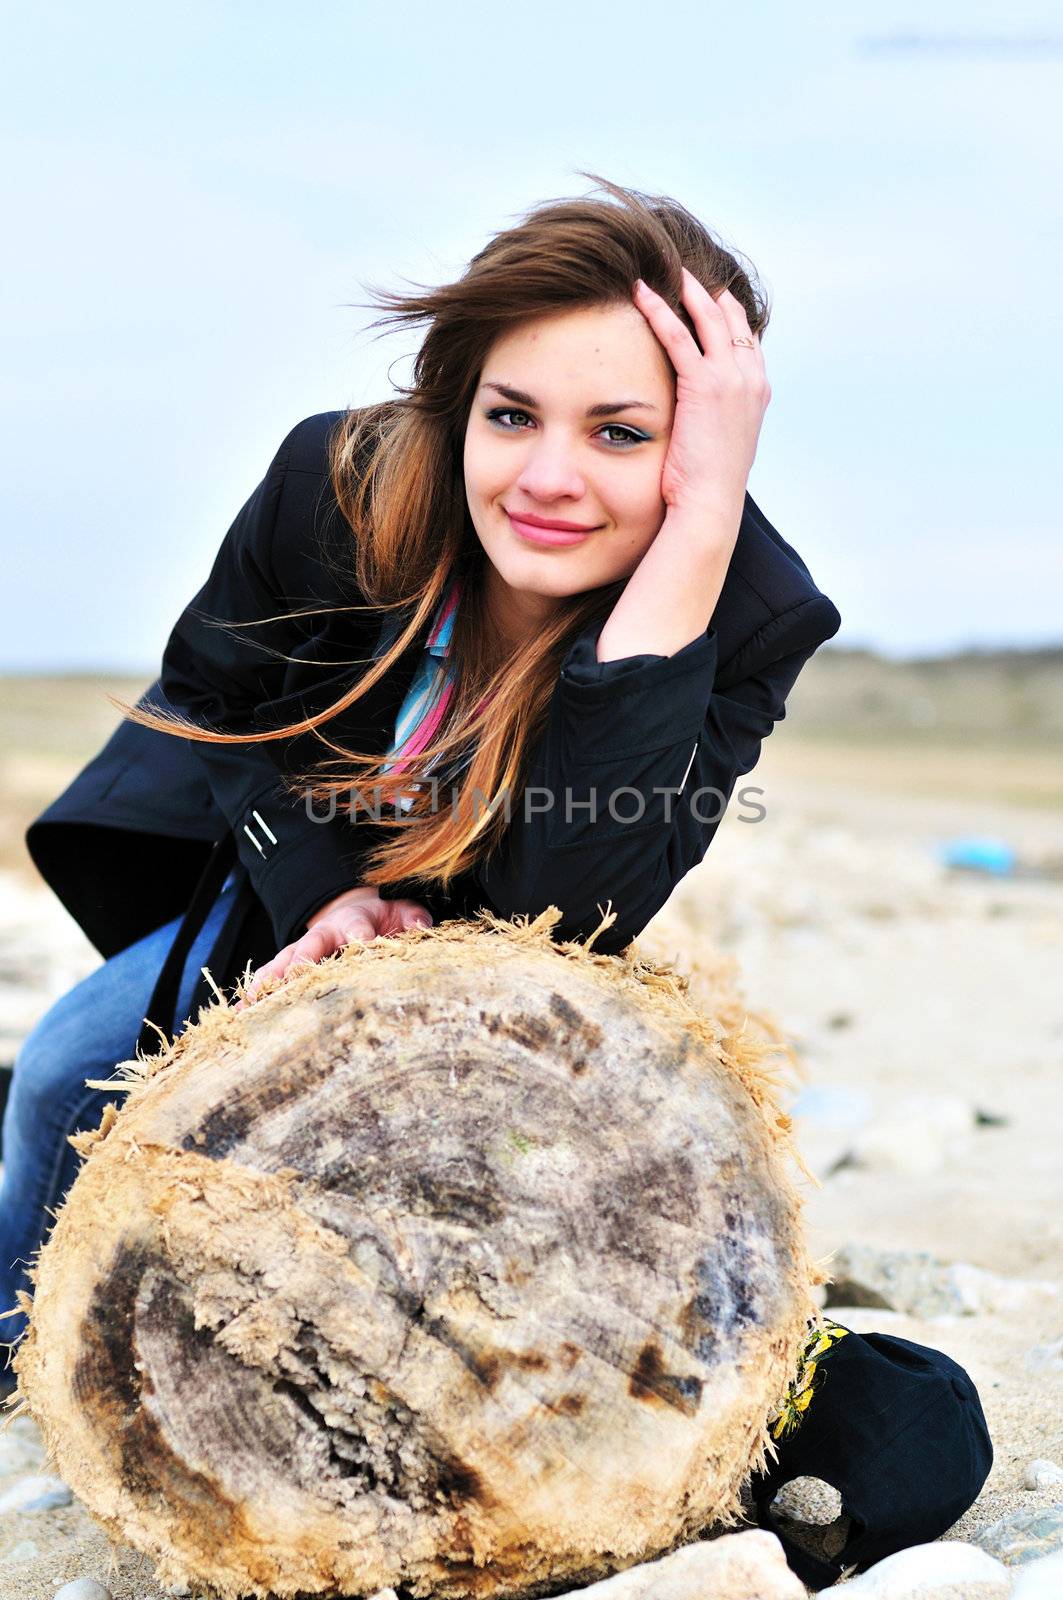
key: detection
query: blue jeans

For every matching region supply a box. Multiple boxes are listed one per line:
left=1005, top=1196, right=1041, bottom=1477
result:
left=0, top=871, right=240, bottom=1354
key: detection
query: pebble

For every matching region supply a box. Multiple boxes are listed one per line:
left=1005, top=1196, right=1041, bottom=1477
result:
left=771, top=1475, right=844, bottom=1526
left=1024, top=1459, right=1063, bottom=1490
left=0, top=1471, right=73, bottom=1512
left=1013, top=1549, right=1063, bottom=1596
left=53, top=1582, right=115, bottom=1600
left=0, top=1535, right=39, bottom=1564
left=975, top=1502, right=1063, bottom=1564
left=823, top=1243, right=1057, bottom=1319
left=1023, top=1336, right=1063, bottom=1373
left=812, top=1539, right=1010, bottom=1596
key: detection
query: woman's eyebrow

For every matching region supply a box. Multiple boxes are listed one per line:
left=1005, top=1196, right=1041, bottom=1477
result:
left=480, top=381, right=659, bottom=418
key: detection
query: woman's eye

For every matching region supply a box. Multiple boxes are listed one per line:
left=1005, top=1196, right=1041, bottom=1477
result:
left=485, top=409, right=645, bottom=447
left=487, top=408, right=533, bottom=429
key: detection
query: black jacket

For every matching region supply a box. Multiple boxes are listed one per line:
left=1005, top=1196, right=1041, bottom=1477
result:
left=26, top=409, right=841, bottom=1046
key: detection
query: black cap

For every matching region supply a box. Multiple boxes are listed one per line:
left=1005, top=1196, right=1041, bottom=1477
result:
left=746, top=1322, right=994, bottom=1589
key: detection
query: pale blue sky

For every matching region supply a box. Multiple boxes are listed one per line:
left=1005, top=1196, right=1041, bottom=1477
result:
left=3, top=0, right=1060, bottom=669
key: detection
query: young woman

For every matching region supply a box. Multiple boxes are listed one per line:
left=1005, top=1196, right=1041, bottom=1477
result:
left=2, top=175, right=989, bottom=1585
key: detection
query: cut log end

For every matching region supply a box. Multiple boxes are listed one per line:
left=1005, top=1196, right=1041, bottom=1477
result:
left=13, top=907, right=818, bottom=1600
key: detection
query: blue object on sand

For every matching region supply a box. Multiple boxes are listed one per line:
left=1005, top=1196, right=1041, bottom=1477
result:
left=788, top=1085, right=874, bottom=1128
left=939, top=837, right=1018, bottom=876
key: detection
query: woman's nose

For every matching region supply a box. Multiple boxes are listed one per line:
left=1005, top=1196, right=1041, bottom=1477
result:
left=513, top=439, right=586, bottom=502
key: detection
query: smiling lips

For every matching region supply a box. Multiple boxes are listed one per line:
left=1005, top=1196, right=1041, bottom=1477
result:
left=505, top=509, right=603, bottom=546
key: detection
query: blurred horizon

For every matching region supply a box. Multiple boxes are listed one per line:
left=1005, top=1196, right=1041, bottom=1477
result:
left=4, top=638, right=1063, bottom=681
left=3, top=1, right=1060, bottom=671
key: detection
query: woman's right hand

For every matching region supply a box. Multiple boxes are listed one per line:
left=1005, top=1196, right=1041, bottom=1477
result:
left=233, top=886, right=434, bottom=1010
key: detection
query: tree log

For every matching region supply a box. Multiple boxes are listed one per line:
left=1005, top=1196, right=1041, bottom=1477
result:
left=9, top=907, right=821, bottom=1600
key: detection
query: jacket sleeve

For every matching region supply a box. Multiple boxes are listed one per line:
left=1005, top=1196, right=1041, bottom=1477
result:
left=472, top=595, right=840, bottom=956
left=158, top=420, right=376, bottom=950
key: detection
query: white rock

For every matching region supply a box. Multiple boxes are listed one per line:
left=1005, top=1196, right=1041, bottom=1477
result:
left=1013, top=1549, right=1063, bottom=1596
left=825, top=1244, right=1057, bottom=1319
left=54, top=1582, right=114, bottom=1600
left=844, top=1093, right=976, bottom=1175
left=0, top=1471, right=72, bottom=1512
left=814, top=1539, right=1011, bottom=1596
left=976, top=1502, right=1063, bottom=1563
left=550, top=1528, right=805, bottom=1598
left=1024, top=1459, right=1063, bottom=1490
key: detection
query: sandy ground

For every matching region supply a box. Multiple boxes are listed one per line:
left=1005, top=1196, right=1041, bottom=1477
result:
left=0, top=730, right=1060, bottom=1597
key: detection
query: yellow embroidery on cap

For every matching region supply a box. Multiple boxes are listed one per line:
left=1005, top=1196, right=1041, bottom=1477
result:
left=768, top=1317, right=851, bottom=1441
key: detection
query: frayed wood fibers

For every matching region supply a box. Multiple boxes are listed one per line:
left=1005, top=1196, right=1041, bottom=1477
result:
left=5, top=904, right=826, bottom=1600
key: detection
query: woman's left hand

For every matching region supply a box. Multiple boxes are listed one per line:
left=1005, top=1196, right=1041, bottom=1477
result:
left=633, top=267, right=771, bottom=517
left=233, top=887, right=433, bottom=1011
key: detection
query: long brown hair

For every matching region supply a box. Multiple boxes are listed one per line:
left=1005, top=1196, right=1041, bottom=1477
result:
left=113, top=172, right=769, bottom=895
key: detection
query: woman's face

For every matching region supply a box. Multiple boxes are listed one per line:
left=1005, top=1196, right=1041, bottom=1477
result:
left=463, top=301, right=676, bottom=636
